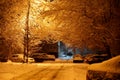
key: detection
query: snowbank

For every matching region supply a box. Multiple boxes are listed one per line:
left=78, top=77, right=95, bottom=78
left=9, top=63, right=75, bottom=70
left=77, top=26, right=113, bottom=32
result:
left=88, top=55, right=120, bottom=73
left=87, top=55, right=120, bottom=80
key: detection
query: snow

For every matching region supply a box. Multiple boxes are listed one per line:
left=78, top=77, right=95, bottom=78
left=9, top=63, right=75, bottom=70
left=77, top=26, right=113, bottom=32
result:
left=0, top=62, right=47, bottom=80
left=1, top=56, right=119, bottom=80
left=0, top=62, right=89, bottom=80
left=88, top=55, right=120, bottom=73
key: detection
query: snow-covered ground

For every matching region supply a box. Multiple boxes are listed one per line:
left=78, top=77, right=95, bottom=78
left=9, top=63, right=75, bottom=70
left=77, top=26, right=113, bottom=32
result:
left=1, top=55, right=119, bottom=80
left=88, top=55, right=120, bottom=73
left=0, top=62, right=89, bottom=80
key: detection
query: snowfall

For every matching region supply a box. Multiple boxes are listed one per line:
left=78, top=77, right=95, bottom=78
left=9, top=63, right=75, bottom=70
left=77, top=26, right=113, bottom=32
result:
left=0, top=55, right=120, bottom=80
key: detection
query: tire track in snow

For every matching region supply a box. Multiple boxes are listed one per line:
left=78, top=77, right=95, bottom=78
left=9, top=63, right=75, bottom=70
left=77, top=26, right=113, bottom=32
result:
left=49, top=65, right=64, bottom=80
left=10, top=66, right=50, bottom=80
left=51, top=66, right=75, bottom=80
left=28, top=65, right=64, bottom=80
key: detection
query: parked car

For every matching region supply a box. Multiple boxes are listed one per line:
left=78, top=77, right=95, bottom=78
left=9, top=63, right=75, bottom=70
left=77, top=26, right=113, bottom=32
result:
left=73, top=54, right=84, bottom=63
left=10, top=54, right=24, bottom=62
left=46, top=54, right=55, bottom=61
left=31, top=53, right=55, bottom=62
left=30, top=53, right=45, bottom=62
left=27, top=57, right=35, bottom=63
left=84, top=54, right=109, bottom=64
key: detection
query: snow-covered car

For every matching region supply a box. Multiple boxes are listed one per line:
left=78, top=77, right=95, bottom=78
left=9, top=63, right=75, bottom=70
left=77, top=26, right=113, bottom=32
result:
left=73, top=54, right=84, bottom=63
left=86, top=55, right=120, bottom=80
left=31, top=53, right=55, bottom=62
left=84, top=54, right=109, bottom=64
left=28, top=57, right=35, bottom=63
left=31, top=53, right=47, bottom=62
left=10, top=54, right=24, bottom=62
left=45, top=54, right=55, bottom=61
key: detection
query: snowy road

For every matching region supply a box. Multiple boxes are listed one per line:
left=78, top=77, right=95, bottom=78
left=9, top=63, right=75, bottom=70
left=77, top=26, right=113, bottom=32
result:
left=0, top=63, right=89, bottom=80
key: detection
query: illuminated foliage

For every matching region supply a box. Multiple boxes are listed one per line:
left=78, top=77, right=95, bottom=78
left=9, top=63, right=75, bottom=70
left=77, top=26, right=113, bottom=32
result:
left=0, top=0, right=120, bottom=57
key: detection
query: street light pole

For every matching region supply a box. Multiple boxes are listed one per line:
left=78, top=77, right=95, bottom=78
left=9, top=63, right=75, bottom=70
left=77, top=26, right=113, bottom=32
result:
left=24, top=0, right=30, bottom=63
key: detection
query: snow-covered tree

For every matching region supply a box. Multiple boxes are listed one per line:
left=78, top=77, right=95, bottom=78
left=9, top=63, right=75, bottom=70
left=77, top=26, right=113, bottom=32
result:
left=0, top=0, right=120, bottom=58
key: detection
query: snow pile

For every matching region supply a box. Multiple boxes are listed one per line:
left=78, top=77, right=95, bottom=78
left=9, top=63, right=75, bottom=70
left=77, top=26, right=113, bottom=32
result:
left=88, top=55, right=120, bottom=73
